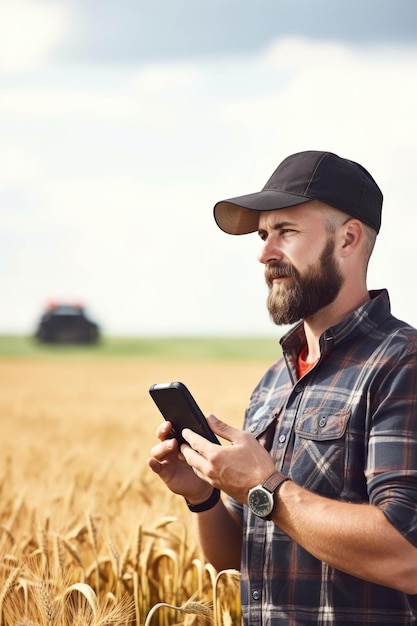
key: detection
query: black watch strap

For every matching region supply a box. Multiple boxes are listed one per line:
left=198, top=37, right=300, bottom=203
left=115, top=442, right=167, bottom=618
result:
left=185, top=488, right=220, bottom=513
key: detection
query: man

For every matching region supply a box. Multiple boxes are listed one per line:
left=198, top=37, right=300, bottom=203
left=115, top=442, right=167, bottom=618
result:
left=148, top=151, right=417, bottom=624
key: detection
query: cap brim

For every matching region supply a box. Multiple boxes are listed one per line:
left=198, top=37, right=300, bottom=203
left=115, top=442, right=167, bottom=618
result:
left=213, top=190, right=311, bottom=235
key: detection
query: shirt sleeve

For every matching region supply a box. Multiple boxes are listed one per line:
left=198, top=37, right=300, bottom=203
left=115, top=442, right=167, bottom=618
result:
left=366, top=349, right=417, bottom=546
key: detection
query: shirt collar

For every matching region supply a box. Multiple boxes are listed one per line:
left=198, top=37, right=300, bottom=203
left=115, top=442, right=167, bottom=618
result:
left=280, top=289, right=391, bottom=359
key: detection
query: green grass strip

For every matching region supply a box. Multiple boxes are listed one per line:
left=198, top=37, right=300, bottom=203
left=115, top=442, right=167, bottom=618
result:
left=0, top=335, right=282, bottom=362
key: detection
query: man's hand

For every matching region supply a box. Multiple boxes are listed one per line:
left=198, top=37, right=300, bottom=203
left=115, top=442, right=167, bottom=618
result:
left=147, top=420, right=214, bottom=504
left=180, top=414, right=276, bottom=503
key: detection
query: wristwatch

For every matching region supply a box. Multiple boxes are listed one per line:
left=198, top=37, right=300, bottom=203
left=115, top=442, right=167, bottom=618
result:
left=248, top=471, right=289, bottom=519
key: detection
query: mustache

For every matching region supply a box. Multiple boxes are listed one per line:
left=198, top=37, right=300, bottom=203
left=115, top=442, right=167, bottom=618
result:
left=265, top=263, right=299, bottom=285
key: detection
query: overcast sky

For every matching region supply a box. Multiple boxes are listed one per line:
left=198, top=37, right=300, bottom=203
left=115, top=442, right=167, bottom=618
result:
left=1, top=0, right=417, bottom=336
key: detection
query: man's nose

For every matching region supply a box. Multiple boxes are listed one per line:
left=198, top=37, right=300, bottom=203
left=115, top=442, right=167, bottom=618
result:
left=258, top=237, right=283, bottom=265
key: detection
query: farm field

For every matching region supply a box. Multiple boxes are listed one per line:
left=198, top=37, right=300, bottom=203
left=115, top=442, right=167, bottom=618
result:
left=0, top=337, right=280, bottom=625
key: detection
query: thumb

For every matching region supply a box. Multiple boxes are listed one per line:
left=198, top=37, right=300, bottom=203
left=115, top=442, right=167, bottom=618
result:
left=206, top=414, right=241, bottom=443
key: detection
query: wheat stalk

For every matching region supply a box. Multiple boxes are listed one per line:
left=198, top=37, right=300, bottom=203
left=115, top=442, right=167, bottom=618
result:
left=143, top=598, right=213, bottom=626
left=213, top=569, right=241, bottom=626
left=16, top=576, right=29, bottom=617
left=132, top=570, right=141, bottom=626
left=0, top=566, right=20, bottom=626
left=62, top=538, right=85, bottom=578
left=62, top=581, right=98, bottom=618
left=86, top=512, right=99, bottom=554
left=6, top=494, right=25, bottom=536
left=55, top=534, right=66, bottom=578
left=0, top=525, right=15, bottom=552
left=86, top=512, right=100, bottom=594
left=38, top=579, right=56, bottom=626
left=134, top=523, right=142, bottom=571
left=191, top=559, right=205, bottom=597
left=107, top=538, right=120, bottom=579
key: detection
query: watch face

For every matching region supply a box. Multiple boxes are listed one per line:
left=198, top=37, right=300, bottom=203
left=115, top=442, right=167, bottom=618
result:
left=248, top=487, right=273, bottom=518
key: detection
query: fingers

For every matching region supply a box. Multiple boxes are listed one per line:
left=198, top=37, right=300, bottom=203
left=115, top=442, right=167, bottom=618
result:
left=180, top=414, right=244, bottom=465
left=148, top=437, right=179, bottom=478
left=150, top=415, right=247, bottom=495
left=147, top=456, right=163, bottom=474
left=179, top=442, right=214, bottom=486
left=181, top=429, right=211, bottom=456
left=150, top=436, right=177, bottom=460
left=180, top=425, right=226, bottom=488
left=207, top=414, right=243, bottom=443
left=155, top=420, right=174, bottom=441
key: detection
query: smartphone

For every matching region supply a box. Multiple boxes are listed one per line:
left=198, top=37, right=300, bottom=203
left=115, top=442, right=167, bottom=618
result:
left=149, top=381, right=220, bottom=446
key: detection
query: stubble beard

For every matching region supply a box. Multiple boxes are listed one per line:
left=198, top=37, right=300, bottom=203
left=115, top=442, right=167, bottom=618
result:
left=266, top=237, right=344, bottom=326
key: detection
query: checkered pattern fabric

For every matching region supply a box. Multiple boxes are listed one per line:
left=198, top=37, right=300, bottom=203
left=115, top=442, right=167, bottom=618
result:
left=228, top=290, right=417, bottom=625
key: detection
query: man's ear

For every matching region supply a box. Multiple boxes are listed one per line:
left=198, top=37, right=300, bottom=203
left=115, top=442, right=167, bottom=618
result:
left=338, top=219, right=363, bottom=258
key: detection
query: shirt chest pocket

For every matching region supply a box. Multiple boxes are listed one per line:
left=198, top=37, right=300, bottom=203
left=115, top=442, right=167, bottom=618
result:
left=290, top=407, right=350, bottom=496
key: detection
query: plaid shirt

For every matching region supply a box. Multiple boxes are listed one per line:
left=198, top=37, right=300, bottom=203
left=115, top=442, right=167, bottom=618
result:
left=228, top=290, right=417, bottom=625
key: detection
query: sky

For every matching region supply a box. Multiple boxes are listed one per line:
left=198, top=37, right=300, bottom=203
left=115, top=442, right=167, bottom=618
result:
left=1, top=0, right=417, bottom=337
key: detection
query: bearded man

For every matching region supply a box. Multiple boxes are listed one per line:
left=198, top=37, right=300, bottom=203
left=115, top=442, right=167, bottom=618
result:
left=148, top=151, right=417, bottom=625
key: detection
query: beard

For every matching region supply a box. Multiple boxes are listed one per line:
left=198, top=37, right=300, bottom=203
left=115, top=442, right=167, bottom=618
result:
left=265, top=237, right=344, bottom=326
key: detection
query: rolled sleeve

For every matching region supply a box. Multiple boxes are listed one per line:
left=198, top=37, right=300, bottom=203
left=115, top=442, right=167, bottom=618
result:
left=367, top=352, right=417, bottom=546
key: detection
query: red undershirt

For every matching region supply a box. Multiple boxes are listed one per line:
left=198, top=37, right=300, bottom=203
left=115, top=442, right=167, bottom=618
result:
left=297, top=344, right=317, bottom=378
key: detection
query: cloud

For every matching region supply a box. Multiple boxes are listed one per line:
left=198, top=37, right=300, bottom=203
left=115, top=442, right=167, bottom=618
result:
left=215, top=38, right=417, bottom=234
left=1, top=36, right=417, bottom=334
left=0, top=143, right=46, bottom=187
left=218, top=38, right=417, bottom=152
left=132, top=63, right=199, bottom=93
left=0, top=0, right=73, bottom=72
left=0, top=88, right=132, bottom=119
left=0, top=63, right=199, bottom=129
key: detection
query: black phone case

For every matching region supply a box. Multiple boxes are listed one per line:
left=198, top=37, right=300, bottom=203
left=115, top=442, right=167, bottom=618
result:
left=149, top=381, right=220, bottom=446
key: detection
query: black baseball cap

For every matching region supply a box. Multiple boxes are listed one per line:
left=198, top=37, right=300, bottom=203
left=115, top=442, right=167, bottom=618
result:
left=213, top=150, right=383, bottom=235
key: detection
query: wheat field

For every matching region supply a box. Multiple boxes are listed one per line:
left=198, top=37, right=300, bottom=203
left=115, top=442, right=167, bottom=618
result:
left=0, top=354, right=271, bottom=625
